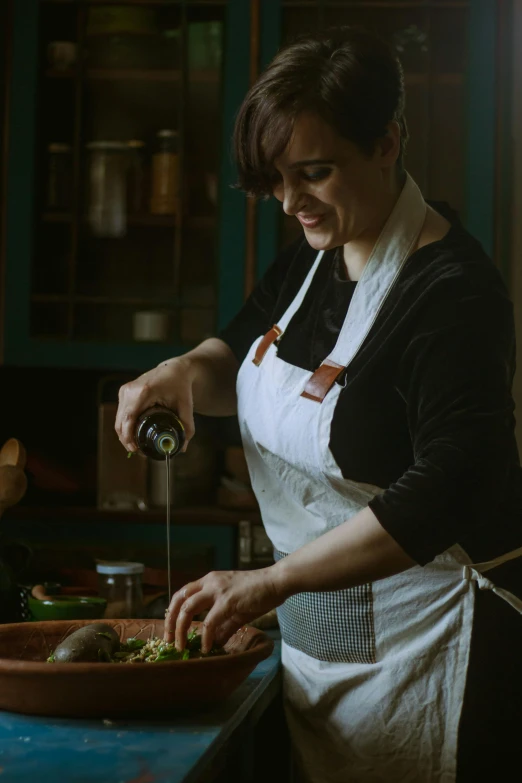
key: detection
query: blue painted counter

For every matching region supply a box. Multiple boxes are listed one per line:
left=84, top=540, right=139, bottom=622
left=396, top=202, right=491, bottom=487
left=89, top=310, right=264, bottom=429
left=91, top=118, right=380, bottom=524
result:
left=0, top=640, right=283, bottom=783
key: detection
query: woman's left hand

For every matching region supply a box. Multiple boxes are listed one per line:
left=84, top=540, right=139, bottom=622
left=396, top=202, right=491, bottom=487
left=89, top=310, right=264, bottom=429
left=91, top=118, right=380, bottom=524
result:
left=164, top=567, right=282, bottom=652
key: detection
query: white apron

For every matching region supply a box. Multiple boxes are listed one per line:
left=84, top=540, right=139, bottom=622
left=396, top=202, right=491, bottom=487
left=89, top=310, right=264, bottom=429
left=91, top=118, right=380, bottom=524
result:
left=236, top=174, right=522, bottom=782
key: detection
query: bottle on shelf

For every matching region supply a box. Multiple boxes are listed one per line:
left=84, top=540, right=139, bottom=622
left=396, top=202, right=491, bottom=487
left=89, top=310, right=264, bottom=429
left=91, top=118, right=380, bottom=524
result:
left=86, top=141, right=128, bottom=237
left=150, top=129, right=179, bottom=215
left=135, top=406, right=185, bottom=460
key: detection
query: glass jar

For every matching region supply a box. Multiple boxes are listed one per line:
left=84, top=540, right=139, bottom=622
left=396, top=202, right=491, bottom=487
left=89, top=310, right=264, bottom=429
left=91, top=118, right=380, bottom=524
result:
left=126, top=139, right=146, bottom=214
left=86, top=141, right=128, bottom=237
left=96, top=561, right=144, bottom=619
left=46, top=143, right=72, bottom=211
left=150, top=130, right=179, bottom=215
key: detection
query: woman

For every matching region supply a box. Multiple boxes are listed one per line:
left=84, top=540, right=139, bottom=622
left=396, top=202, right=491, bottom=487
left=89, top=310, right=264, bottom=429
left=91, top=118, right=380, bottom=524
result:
left=116, top=27, right=522, bottom=782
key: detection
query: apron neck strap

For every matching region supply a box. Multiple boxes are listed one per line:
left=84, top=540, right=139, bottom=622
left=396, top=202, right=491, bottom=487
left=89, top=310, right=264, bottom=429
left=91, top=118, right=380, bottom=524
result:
left=278, top=249, right=325, bottom=333
left=301, top=173, right=427, bottom=402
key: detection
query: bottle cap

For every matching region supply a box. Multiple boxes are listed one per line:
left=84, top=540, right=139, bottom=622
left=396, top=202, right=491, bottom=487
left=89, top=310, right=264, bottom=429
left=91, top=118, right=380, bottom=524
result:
left=96, top=561, right=144, bottom=575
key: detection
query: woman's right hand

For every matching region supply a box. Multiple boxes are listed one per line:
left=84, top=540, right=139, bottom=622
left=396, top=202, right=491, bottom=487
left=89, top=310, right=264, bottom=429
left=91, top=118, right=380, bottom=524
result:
left=115, top=356, right=196, bottom=453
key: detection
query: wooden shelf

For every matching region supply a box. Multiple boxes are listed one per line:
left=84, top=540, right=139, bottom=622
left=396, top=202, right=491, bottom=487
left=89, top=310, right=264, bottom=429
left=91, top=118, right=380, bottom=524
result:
left=31, top=295, right=215, bottom=308
left=128, top=214, right=176, bottom=227
left=42, top=214, right=216, bottom=229
left=282, top=1, right=468, bottom=7
left=46, top=69, right=220, bottom=83
left=127, top=215, right=216, bottom=228
left=32, top=295, right=174, bottom=306
left=43, top=0, right=227, bottom=5
left=5, top=505, right=261, bottom=526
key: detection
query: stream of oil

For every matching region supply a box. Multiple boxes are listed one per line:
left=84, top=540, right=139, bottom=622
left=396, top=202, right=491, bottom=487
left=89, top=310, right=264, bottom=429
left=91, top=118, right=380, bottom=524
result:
left=166, top=454, right=171, bottom=601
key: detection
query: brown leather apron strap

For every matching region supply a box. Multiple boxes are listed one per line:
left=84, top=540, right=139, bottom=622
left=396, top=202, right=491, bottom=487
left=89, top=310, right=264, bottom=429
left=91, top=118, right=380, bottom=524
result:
left=252, top=325, right=283, bottom=367
left=301, top=359, right=345, bottom=403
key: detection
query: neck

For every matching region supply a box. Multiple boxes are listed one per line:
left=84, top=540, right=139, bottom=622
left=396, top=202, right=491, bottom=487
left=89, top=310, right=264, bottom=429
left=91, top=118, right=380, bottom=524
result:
left=343, top=169, right=405, bottom=281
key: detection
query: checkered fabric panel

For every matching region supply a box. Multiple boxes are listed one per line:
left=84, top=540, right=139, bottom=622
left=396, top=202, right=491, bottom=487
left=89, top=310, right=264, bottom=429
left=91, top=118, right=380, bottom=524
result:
left=274, top=550, right=376, bottom=664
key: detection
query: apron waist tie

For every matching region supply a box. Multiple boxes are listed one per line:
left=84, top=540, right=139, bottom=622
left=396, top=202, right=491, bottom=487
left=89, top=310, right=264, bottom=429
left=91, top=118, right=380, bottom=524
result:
left=463, top=564, right=522, bottom=615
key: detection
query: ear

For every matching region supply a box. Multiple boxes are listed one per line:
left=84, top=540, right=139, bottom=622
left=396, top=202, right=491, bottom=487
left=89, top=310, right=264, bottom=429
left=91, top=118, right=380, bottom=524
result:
left=376, top=121, right=401, bottom=168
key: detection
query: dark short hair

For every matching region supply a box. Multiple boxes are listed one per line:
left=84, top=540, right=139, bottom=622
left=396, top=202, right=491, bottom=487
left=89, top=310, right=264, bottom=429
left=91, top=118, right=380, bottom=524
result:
left=233, top=26, right=408, bottom=197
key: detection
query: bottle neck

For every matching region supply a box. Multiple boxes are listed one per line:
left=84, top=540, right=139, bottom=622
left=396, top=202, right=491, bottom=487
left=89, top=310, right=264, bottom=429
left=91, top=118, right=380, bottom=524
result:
left=149, top=426, right=179, bottom=457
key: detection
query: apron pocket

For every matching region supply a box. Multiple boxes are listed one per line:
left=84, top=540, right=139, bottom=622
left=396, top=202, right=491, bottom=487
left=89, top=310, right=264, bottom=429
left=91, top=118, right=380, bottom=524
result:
left=274, top=550, right=376, bottom=664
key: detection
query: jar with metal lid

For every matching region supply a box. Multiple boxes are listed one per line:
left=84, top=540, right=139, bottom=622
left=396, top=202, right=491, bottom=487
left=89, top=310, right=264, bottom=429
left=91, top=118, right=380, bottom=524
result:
left=86, top=141, right=128, bottom=237
left=96, top=561, right=144, bottom=619
left=150, top=130, right=179, bottom=215
left=46, top=143, right=72, bottom=211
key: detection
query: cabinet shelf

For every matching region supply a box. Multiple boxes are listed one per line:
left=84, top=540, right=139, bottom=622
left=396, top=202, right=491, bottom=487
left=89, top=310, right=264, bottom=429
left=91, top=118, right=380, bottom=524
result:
left=31, top=295, right=215, bottom=308
left=44, top=69, right=461, bottom=86
left=5, top=505, right=260, bottom=527
left=282, top=1, right=468, bottom=7
left=126, top=215, right=216, bottom=229
left=41, top=214, right=216, bottom=229
left=46, top=69, right=220, bottom=83
left=42, top=0, right=228, bottom=5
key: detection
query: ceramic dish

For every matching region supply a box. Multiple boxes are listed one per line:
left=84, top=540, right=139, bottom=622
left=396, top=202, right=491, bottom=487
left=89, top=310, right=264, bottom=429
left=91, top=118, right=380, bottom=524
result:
left=27, top=594, right=107, bottom=622
left=0, top=619, right=274, bottom=718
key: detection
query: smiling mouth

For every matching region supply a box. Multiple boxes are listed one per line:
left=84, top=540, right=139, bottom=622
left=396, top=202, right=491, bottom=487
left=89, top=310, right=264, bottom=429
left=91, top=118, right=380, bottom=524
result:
left=297, top=214, right=326, bottom=228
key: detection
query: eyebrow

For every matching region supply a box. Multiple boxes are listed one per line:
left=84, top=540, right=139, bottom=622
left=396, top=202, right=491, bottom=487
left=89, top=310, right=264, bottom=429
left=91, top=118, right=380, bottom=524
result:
left=288, top=159, right=335, bottom=169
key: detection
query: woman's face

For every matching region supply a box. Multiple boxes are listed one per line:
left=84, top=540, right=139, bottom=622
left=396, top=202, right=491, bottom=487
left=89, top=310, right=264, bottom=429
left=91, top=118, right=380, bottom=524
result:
left=271, top=112, right=400, bottom=250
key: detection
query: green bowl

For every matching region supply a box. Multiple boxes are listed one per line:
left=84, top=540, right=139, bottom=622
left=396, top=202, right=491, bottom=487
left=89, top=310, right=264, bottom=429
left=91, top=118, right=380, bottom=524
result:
left=28, top=595, right=107, bottom=622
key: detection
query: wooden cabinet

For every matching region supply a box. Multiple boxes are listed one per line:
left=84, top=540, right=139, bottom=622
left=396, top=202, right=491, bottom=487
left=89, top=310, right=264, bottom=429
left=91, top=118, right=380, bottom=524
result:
left=2, top=0, right=249, bottom=369
left=1, top=0, right=512, bottom=369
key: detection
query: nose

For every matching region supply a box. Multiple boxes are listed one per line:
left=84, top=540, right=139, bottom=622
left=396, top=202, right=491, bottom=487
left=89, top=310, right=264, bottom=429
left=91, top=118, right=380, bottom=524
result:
left=274, top=179, right=306, bottom=216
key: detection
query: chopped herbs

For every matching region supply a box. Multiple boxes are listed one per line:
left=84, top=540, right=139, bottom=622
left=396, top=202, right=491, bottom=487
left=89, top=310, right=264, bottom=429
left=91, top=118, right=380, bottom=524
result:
left=155, top=646, right=184, bottom=663
left=120, top=637, right=146, bottom=652
left=46, top=628, right=225, bottom=664
left=115, top=633, right=225, bottom=663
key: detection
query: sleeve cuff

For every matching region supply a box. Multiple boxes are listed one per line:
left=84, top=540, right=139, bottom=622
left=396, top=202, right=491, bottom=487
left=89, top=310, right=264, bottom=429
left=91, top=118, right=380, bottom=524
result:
left=368, top=494, right=455, bottom=567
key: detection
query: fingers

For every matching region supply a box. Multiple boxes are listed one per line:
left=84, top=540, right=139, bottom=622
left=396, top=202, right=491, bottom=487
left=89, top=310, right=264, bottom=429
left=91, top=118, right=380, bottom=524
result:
left=115, top=378, right=151, bottom=451
left=164, top=578, right=236, bottom=653
left=175, top=592, right=212, bottom=651
left=176, top=393, right=195, bottom=453
left=164, top=581, right=201, bottom=645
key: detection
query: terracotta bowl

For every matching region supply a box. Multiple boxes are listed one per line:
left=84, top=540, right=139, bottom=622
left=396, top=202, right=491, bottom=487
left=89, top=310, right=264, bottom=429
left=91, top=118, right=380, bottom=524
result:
left=0, top=619, right=274, bottom=718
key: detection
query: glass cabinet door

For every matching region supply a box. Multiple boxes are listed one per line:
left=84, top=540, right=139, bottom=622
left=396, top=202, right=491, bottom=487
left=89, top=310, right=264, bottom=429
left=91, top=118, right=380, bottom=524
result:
left=277, top=0, right=470, bottom=252
left=32, top=1, right=225, bottom=346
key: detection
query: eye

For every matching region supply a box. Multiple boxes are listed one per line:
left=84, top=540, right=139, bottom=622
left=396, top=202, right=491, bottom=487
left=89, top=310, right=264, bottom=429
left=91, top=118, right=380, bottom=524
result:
left=301, top=167, right=332, bottom=182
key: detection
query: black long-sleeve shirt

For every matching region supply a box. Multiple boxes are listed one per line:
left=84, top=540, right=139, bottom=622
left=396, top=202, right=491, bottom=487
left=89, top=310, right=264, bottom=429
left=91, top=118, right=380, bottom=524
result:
left=220, top=203, right=522, bottom=569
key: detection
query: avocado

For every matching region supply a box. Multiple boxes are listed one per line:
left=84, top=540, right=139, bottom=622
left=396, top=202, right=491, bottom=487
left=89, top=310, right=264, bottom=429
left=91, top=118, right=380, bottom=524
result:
left=52, top=623, right=120, bottom=663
